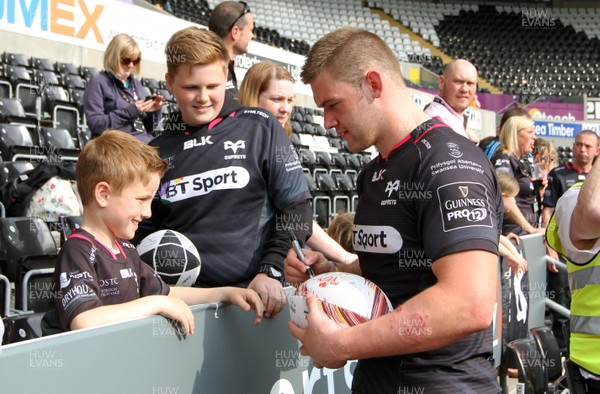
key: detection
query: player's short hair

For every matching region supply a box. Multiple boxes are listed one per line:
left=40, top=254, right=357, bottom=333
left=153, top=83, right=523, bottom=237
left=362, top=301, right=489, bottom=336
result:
left=301, top=28, right=403, bottom=89
left=104, top=34, right=142, bottom=76
left=77, top=130, right=168, bottom=206
left=238, top=61, right=295, bottom=136
left=165, top=27, right=229, bottom=79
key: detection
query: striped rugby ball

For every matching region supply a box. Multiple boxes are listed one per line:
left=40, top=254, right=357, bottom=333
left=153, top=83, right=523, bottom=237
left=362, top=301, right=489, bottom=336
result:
left=293, top=272, right=393, bottom=328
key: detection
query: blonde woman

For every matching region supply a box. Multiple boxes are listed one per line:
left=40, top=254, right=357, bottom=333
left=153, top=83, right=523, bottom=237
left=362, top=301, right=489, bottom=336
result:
left=492, top=115, right=544, bottom=234
left=83, top=34, right=165, bottom=142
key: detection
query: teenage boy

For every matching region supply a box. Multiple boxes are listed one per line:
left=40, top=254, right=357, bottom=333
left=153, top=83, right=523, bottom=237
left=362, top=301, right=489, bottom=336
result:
left=43, top=130, right=263, bottom=335
left=135, top=27, right=312, bottom=318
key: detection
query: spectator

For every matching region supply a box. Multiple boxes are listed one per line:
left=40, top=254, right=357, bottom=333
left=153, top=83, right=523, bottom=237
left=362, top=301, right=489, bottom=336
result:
left=496, top=172, right=528, bottom=274
left=238, top=61, right=359, bottom=271
left=285, top=28, right=501, bottom=392
left=492, top=115, right=544, bottom=235
left=208, top=1, right=254, bottom=96
left=480, top=106, right=532, bottom=160
left=542, top=130, right=600, bottom=352
left=41, top=130, right=263, bottom=335
left=424, top=59, right=481, bottom=144
left=546, top=157, right=600, bottom=392
left=83, top=34, right=165, bottom=143
left=135, top=27, right=312, bottom=319
left=238, top=61, right=295, bottom=136
left=326, top=213, right=355, bottom=254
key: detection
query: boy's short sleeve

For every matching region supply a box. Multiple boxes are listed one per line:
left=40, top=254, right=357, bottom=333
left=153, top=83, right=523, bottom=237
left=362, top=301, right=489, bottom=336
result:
left=54, top=238, right=103, bottom=330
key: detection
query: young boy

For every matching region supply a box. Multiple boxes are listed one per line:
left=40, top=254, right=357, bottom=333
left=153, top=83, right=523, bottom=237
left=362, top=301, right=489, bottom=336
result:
left=43, top=130, right=263, bottom=335
left=135, top=27, right=312, bottom=319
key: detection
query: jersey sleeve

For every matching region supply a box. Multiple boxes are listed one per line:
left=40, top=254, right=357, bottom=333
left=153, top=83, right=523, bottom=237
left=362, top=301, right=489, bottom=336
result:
left=134, top=252, right=170, bottom=297
left=416, top=143, right=502, bottom=262
left=54, top=238, right=103, bottom=330
left=265, top=119, right=312, bottom=208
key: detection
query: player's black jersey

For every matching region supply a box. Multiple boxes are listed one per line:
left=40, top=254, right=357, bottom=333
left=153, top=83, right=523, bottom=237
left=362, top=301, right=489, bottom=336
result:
left=543, top=162, right=588, bottom=208
left=137, top=95, right=312, bottom=287
left=52, top=229, right=169, bottom=331
left=352, top=119, right=502, bottom=393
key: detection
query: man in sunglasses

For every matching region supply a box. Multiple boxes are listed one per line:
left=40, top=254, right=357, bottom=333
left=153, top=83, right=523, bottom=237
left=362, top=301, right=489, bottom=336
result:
left=209, top=1, right=255, bottom=97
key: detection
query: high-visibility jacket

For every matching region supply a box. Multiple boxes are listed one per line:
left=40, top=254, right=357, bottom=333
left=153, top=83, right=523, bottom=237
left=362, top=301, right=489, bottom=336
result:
left=546, top=182, right=600, bottom=375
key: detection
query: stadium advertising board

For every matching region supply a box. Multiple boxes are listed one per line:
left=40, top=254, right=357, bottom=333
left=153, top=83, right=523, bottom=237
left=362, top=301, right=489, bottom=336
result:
left=585, top=97, right=600, bottom=121
left=533, top=120, right=581, bottom=138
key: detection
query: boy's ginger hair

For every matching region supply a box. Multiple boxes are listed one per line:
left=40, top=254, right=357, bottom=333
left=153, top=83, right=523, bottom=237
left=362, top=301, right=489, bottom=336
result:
left=76, top=130, right=168, bottom=205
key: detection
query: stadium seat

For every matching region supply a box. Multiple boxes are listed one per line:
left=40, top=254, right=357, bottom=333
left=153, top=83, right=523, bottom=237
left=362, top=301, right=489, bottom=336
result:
left=0, top=273, right=9, bottom=317
left=505, top=336, right=548, bottom=394
left=54, top=61, right=79, bottom=76
left=530, top=326, right=565, bottom=383
left=2, top=52, right=29, bottom=68
left=2, top=312, right=45, bottom=344
left=30, top=58, right=55, bottom=72
left=59, top=215, right=82, bottom=246
left=0, top=161, right=36, bottom=189
left=0, top=123, right=45, bottom=162
left=0, top=217, right=58, bottom=312
left=41, top=127, right=80, bottom=161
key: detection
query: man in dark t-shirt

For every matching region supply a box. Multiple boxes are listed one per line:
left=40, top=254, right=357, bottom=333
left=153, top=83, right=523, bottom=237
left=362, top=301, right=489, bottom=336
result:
left=285, top=28, right=501, bottom=393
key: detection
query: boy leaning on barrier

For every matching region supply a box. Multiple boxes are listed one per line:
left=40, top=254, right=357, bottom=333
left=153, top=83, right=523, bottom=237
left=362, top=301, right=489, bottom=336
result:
left=42, top=130, right=263, bottom=335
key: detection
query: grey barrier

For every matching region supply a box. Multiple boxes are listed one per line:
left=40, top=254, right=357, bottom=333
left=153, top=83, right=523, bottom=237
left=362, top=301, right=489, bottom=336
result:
left=0, top=233, right=551, bottom=393
left=0, top=300, right=354, bottom=394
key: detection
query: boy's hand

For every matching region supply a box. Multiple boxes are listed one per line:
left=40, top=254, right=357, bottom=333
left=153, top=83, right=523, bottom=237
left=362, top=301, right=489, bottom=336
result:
left=159, top=296, right=195, bottom=336
left=224, top=287, right=264, bottom=325
left=248, top=275, right=285, bottom=319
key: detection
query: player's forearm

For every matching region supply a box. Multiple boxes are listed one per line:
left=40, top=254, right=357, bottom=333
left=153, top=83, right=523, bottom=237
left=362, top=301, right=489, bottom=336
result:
left=337, top=282, right=494, bottom=360
left=336, top=252, right=496, bottom=360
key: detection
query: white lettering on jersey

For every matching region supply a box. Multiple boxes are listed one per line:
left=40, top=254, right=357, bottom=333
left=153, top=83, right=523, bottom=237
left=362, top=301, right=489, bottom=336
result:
left=183, top=136, right=213, bottom=150
left=159, top=167, right=251, bottom=203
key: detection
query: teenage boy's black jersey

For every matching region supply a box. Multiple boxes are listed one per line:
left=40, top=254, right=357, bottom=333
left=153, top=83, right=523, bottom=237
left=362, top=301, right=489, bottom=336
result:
left=137, top=96, right=312, bottom=288
left=352, top=119, right=502, bottom=393
left=543, top=162, right=588, bottom=208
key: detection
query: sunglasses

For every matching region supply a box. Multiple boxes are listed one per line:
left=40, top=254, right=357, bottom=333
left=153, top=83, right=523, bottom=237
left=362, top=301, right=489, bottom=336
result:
left=121, top=57, right=141, bottom=66
left=227, top=1, right=251, bottom=32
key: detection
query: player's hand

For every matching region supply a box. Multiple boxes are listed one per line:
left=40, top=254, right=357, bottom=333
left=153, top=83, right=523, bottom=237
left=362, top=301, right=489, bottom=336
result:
left=284, top=248, right=330, bottom=284
left=248, top=274, right=285, bottom=318
left=159, top=296, right=195, bottom=336
left=288, top=294, right=347, bottom=369
left=223, top=287, right=264, bottom=325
